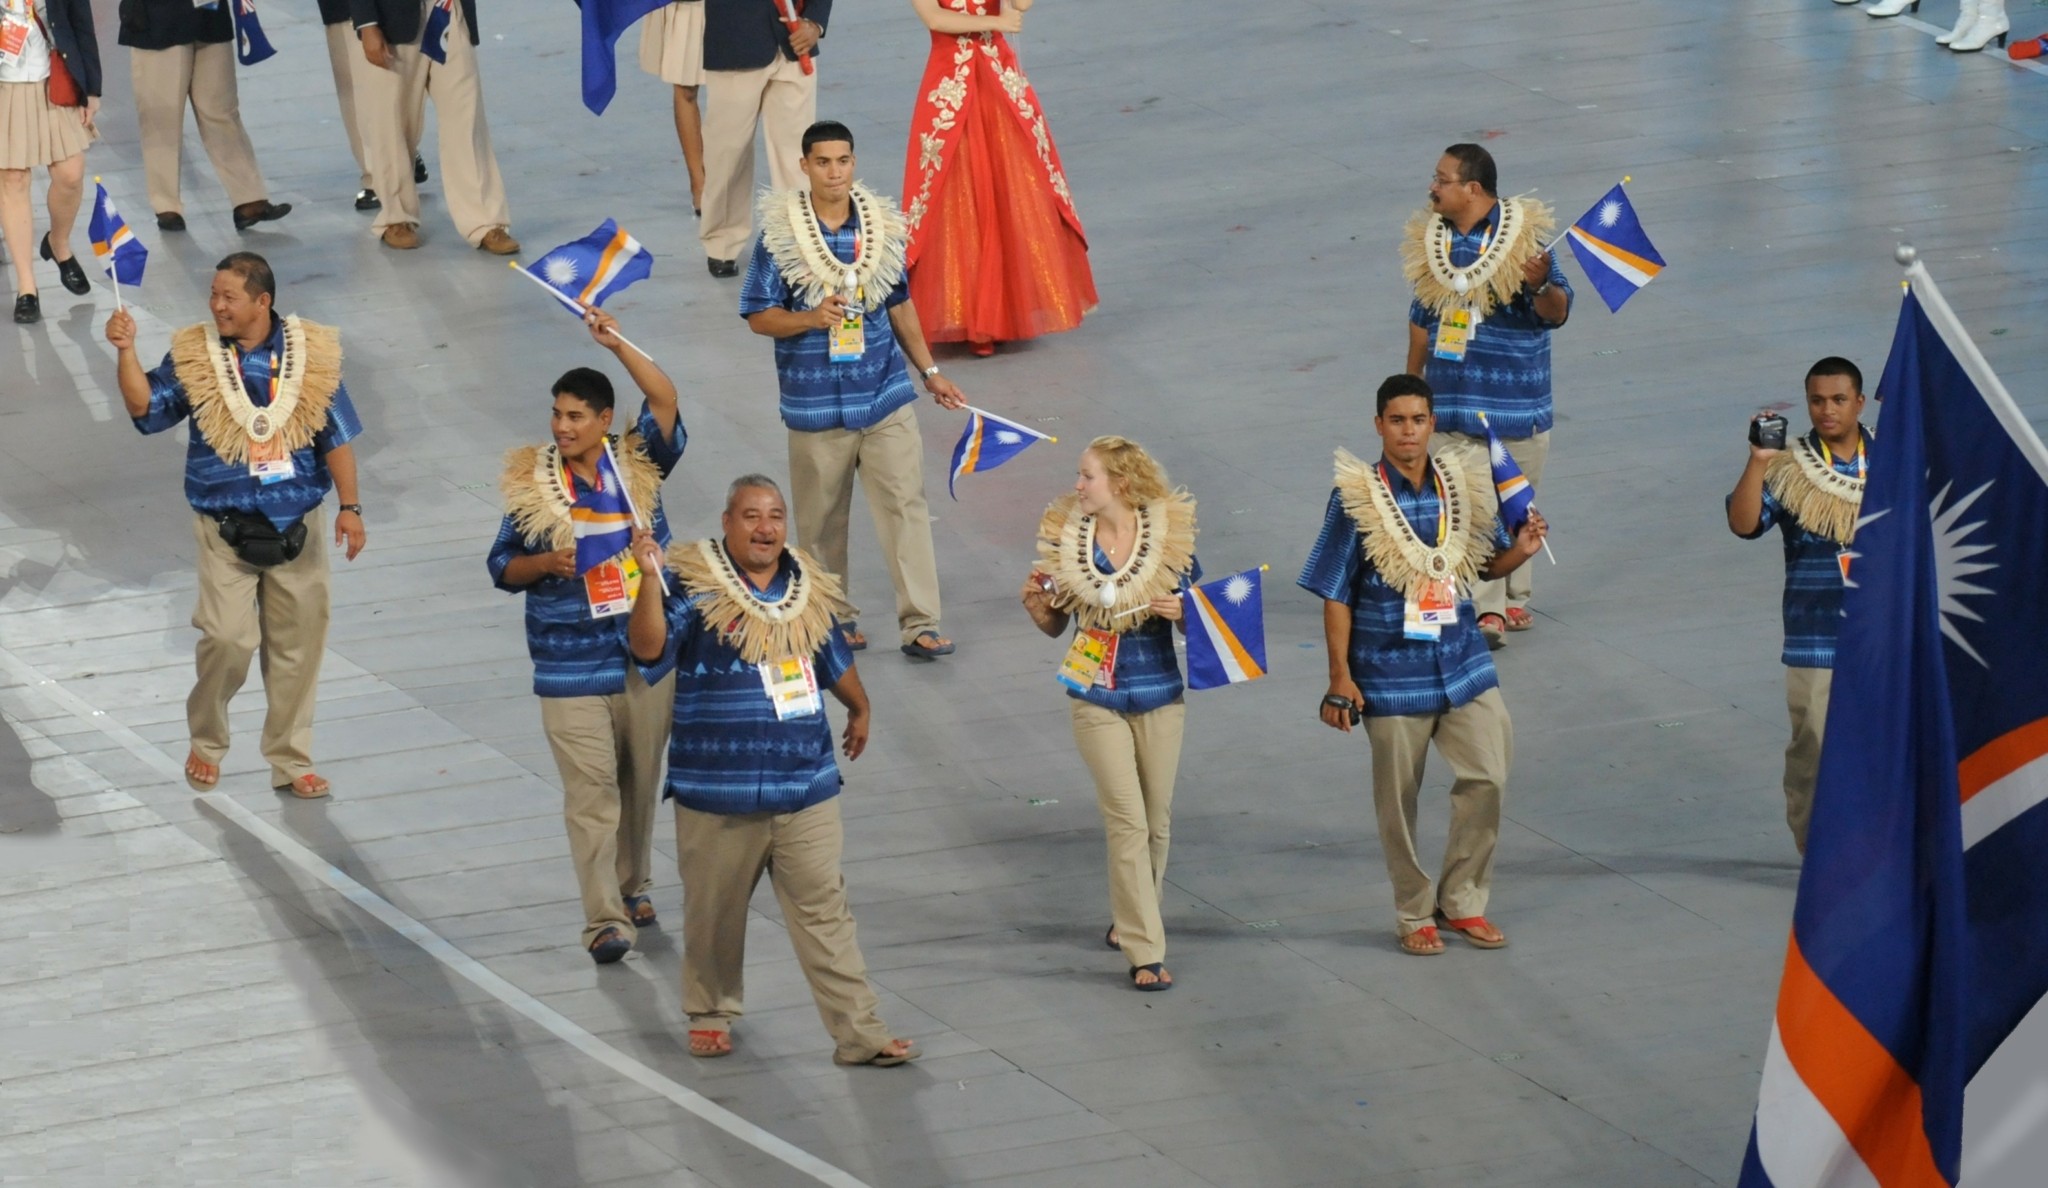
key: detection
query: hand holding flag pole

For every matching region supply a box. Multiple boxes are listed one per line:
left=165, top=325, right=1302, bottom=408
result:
left=601, top=437, right=669, bottom=596
left=509, top=262, right=655, bottom=362
left=1480, top=413, right=1555, bottom=564
left=1115, top=565, right=1268, bottom=620
left=772, top=0, right=815, bottom=75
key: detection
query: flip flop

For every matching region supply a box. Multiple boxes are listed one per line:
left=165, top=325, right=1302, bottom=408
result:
left=1438, top=914, right=1508, bottom=949
left=688, top=1029, right=732, bottom=1058
left=900, top=632, right=955, bottom=660
left=1104, top=924, right=1121, bottom=951
left=623, top=895, right=657, bottom=927
left=1504, top=608, right=1534, bottom=632
left=840, top=622, right=868, bottom=652
left=588, top=926, right=631, bottom=965
left=1477, top=614, right=1507, bottom=651
left=835, top=1040, right=918, bottom=1067
left=275, top=773, right=330, bottom=799
left=1129, top=963, right=1173, bottom=991
left=184, top=751, right=220, bottom=792
left=1399, top=925, right=1446, bottom=956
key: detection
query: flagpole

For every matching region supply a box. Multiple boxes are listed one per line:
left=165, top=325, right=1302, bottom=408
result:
left=962, top=404, right=1057, bottom=443
left=507, top=263, right=655, bottom=362
left=602, top=437, right=670, bottom=596
left=1116, top=564, right=1268, bottom=619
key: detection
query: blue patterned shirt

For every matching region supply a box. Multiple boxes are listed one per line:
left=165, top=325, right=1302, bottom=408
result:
left=487, top=405, right=687, bottom=698
left=1297, top=468, right=1511, bottom=717
left=1731, top=429, right=1868, bottom=669
left=1409, top=202, right=1573, bottom=439
left=739, top=208, right=916, bottom=433
left=133, top=317, right=363, bottom=530
left=1067, top=549, right=1201, bottom=716
left=646, top=549, right=856, bottom=815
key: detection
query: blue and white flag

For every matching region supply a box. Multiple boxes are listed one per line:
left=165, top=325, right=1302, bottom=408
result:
left=231, top=0, right=277, bottom=66
left=1479, top=414, right=1535, bottom=534
left=1183, top=567, right=1267, bottom=691
left=421, top=0, right=455, bottom=64
left=88, top=181, right=147, bottom=287
left=1737, top=264, right=2048, bottom=1188
left=577, top=0, right=669, bottom=114
left=569, top=445, right=638, bottom=575
left=522, top=220, right=654, bottom=315
left=1564, top=183, right=1665, bottom=313
left=948, top=408, right=1054, bottom=500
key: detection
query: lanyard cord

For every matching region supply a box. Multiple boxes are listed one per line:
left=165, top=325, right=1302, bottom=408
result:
left=1379, top=461, right=1449, bottom=547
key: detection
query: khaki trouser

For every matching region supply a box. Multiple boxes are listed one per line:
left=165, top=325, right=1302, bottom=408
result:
left=129, top=41, right=268, bottom=215
left=1362, top=687, right=1512, bottom=936
left=1070, top=699, right=1186, bottom=968
left=352, top=2, right=511, bottom=243
left=787, top=402, right=941, bottom=644
left=1435, top=429, right=1551, bottom=618
left=674, top=796, right=895, bottom=1063
left=325, top=22, right=424, bottom=191
left=538, top=667, right=676, bottom=948
left=698, top=54, right=814, bottom=260
left=1784, top=666, right=1832, bottom=855
left=187, top=508, right=329, bottom=787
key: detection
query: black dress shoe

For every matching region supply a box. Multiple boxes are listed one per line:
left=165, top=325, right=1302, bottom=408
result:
left=13, top=293, right=39, bottom=324
left=706, top=257, right=738, bottom=278
left=156, top=212, right=186, bottom=232
left=354, top=188, right=381, bottom=211
left=40, top=233, right=91, bottom=295
left=414, top=153, right=429, bottom=184
left=233, top=201, right=293, bottom=231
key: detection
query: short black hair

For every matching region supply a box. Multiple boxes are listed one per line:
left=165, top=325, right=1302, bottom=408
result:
left=802, top=120, right=855, bottom=156
left=552, top=367, right=615, bottom=415
left=1375, top=374, right=1434, bottom=417
left=1806, top=356, right=1863, bottom=395
left=1442, top=144, right=1498, bottom=197
left=214, top=252, right=275, bottom=302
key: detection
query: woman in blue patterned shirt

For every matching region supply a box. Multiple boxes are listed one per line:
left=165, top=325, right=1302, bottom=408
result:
left=1021, top=437, right=1198, bottom=991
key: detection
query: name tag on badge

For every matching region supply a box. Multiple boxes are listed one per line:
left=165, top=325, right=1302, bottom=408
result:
left=0, top=17, right=29, bottom=64
left=1404, top=579, right=1455, bottom=642
left=247, top=437, right=295, bottom=484
left=1056, top=629, right=1118, bottom=692
left=1433, top=307, right=1475, bottom=362
left=758, top=654, right=823, bottom=720
left=583, top=553, right=641, bottom=619
left=829, top=303, right=865, bottom=363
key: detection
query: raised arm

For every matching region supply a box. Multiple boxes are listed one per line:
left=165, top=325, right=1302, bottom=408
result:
left=586, top=311, right=680, bottom=440
left=1728, top=421, right=1781, bottom=536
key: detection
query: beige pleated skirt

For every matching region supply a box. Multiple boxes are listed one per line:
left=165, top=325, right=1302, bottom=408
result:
left=639, top=1, right=706, bottom=87
left=0, top=79, right=93, bottom=170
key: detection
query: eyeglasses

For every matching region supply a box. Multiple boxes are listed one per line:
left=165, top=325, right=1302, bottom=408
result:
left=1430, top=174, right=1467, bottom=188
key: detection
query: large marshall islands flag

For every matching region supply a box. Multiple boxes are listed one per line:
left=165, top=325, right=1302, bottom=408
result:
left=1564, top=182, right=1666, bottom=312
left=1183, top=567, right=1267, bottom=690
left=522, top=220, right=653, bottom=314
left=1737, top=260, right=2048, bottom=1188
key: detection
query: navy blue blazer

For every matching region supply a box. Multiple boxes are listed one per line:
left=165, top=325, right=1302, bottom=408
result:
left=702, top=0, right=831, bottom=73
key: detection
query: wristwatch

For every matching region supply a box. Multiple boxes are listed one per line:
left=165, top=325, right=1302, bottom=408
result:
left=921, top=365, right=941, bottom=382
left=1531, top=280, right=1552, bottom=297
left=338, top=503, right=363, bottom=516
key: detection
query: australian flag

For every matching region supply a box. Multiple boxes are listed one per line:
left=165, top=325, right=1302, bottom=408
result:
left=1564, top=183, right=1665, bottom=312
left=948, top=408, right=1054, bottom=500
left=577, top=0, right=669, bottom=115
left=231, top=0, right=277, bottom=66
left=1737, top=265, right=2048, bottom=1187
left=421, top=0, right=455, bottom=64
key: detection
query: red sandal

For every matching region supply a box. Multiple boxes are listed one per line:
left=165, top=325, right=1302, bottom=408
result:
left=1399, top=925, right=1445, bottom=955
left=1439, top=915, right=1508, bottom=949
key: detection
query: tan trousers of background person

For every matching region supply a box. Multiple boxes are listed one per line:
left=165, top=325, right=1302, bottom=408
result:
left=673, top=796, right=898, bottom=1063
left=323, top=23, right=372, bottom=191
left=352, top=2, right=511, bottom=244
left=1362, top=687, right=1513, bottom=937
left=698, top=53, right=814, bottom=261
left=538, top=667, right=676, bottom=949
left=187, top=509, right=330, bottom=788
left=1783, top=666, right=1832, bottom=855
left=129, top=41, right=268, bottom=216
left=1435, top=429, right=1552, bottom=618
left=786, top=403, right=942, bottom=645
left=1070, top=699, right=1186, bottom=969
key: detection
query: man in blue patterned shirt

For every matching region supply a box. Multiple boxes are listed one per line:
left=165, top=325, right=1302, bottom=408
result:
left=1727, top=357, right=1871, bottom=854
left=487, top=311, right=685, bottom=964
left=1405, top=144, right=1572, bottom=647
left=742, top=121, right=966, bottom=662
left=1300, top=376, right=1546, bottom=956
left=108, top=253, right=365, bottom=800
left=625, top=476, right=915, bottom=1067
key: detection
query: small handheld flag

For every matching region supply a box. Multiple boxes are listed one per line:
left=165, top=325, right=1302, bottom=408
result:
left=421, top=0, right=454, bottom=64
left=569, top=445, right=638, bottom=576
left=1183, top=567, right=1268, bottom=690
left=576, top=0, right=670, bottom=115
left=523, top=220, right=654, bottom=315
left=88, top=180, right=148, bottom=305
left=231, top=0, right=277, bottom=66
left=949, top=407, right=1055, bottom=500
left=1564, top=181, right=1665, bottom=312
left=1479, top=415, right=1554, bottom=564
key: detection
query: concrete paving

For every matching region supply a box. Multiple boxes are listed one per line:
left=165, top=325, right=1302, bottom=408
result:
left=6, top=0, right=2048, bottom=1184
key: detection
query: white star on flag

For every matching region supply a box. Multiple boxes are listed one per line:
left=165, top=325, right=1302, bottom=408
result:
left=1598, top=199, right=1622, bottom=228
left=995, top=430, right=1023, bottom=445
left=544, top=258, right=580, bottom=288
left=1930, top=479, right=1997, bottom=668
left=1222, top=574, right=1253, bottom=605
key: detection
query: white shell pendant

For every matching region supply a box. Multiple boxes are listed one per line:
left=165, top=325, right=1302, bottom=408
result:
left=1451, top=273, right=1471, bottom=296
left=1098, top=583, right=1119, bottom=609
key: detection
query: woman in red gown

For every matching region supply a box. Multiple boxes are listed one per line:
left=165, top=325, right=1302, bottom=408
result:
left=903, top=0, right=1097, bottom=356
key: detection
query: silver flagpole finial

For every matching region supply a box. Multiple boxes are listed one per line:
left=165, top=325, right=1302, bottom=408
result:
left=1895, top=243, right=1918, bottom=267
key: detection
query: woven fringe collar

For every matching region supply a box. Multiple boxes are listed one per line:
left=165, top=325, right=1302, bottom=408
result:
left=498, top=433, right=664, bottom=553
left=754, top=183, right=909, bottom=314
left=668, top=540, right=853, bottom=666
left=1763, top=431, right=1867, bottom=546
left=1033, top=491, right=1198, bottom=632
left=1334, top=446, right=1498, bottom=601
left=171, top=316, right=341, bottom=467
left=1401, top=197, right=1557, bottom=320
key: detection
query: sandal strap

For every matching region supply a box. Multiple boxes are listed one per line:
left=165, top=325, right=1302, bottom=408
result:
left=1441, top=916, right=1491, bottom=931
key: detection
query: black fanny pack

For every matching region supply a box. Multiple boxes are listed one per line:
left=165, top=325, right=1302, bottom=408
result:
left=216, top=509, right=307, bottom=568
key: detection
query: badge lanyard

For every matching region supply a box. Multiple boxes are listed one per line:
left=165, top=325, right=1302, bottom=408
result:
left=1824, top=436, right=1866, bottom=478
left=1378, top=461, right=1449, bottom=548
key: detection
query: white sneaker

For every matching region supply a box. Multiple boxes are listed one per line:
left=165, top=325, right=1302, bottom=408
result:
left=1951, top=10, right=2010, bottom=51
left=1866, top=0, right=1917, bottom=16
left=1938, top=0, right=1981, bottom=44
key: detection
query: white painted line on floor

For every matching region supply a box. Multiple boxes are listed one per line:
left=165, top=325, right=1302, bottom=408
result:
left=0, top=646, right=872, bottom=1188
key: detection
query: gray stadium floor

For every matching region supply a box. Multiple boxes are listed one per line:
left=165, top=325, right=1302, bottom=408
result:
left=7, top=1, right=2048, bottom=1184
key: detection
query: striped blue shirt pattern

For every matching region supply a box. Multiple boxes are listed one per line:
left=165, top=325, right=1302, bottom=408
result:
left=646, top=549, right=856, bottom=815
left=487, top=405, right=687, bottom=698
left=1297, top=470, right=1511, bottom=717
left=1409, top=203, right=1572, bottom=439
left=133, top=317, right=363, bottom=531
left=1732, top=429, right=1868, bottom=669
left=739, top=209, right=916, bottom=433
left=1067, top=548, right=1200, bottom=716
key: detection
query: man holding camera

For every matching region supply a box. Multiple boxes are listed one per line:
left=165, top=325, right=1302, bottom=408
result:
left=108, top=252, right=366, bottom=799
left=1300, top=375, right=1546, bottom=956
left=1726, top=357, right=1870, bottom=854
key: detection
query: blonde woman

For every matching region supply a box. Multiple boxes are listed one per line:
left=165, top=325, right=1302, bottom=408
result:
left=0, top=0, right=99, bottom=324
left=1021, top=437, right=1197, bottom=991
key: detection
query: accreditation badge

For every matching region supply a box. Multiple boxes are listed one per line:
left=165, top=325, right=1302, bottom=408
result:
left=247, top=435, right=295, bottom=484
left=1433, top=307, right=1474, bottom=362
left=758, top=655, right=823, bottom=720
left=829, top=297, right=866, bottom=363
left=1055, top=629, right=1119, bottom=693
left=583, top=553, right=641, bottom=619
left=0, top=13, right=29, bottom=64
left=1403, top=580, right=1455, bottom=642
